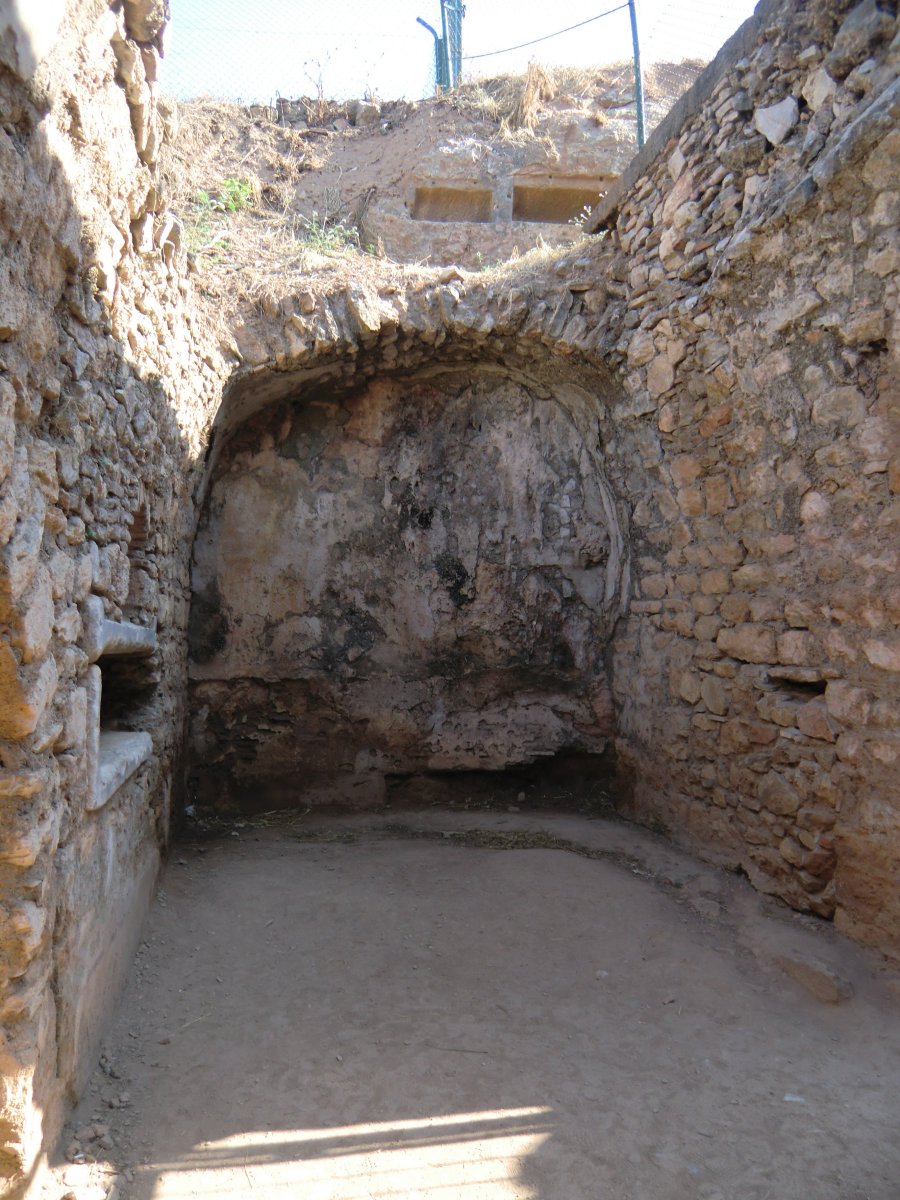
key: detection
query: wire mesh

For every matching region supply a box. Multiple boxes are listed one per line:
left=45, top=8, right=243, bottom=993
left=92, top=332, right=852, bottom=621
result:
left=161, top=0, right=757, bottom=135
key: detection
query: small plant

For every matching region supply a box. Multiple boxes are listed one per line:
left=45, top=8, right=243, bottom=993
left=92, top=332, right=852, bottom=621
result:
left=195, top=178, right=253, bottom=216
left=296, top=211, right=360, bottom=255
left=217, top=177, right=253, bottom=212
left=184, top=178, right=253, bottom=260
left=570, top=202, right=595, bottom=228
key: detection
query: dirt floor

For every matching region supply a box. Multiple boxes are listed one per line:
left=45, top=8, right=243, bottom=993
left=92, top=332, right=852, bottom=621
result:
left=47, top=810, right=900, bottom=1200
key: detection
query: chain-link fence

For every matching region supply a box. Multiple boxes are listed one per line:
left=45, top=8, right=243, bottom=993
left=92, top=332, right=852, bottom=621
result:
left=161, top=0, right=757, bottom=131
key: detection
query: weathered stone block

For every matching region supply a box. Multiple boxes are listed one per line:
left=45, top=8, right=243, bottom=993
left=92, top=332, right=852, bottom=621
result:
left=647, top=356, right=675, bottom=398
left=776, top=631, right=820, bottom=666
left=863, top=640, right=900, bottom=672
left=797, top=698, right=839, bottom=742
left=801, top=67, right=836, bottom=111
left=717, top=624, right=775, bottom=663
left=825, top=680, right=871, bottom=725
left=753, top=97, right=799, bottom=145
left=759, top=770, right=801, bottom=816
left=670, top=454, right=701, bottom=487
left=699, top=569, right=729, bottom=595
left=700, top=675, right=729, bottom=715
left=0, top=646, right=58, bottom=740
left=812, top=385, right=868, bottom=426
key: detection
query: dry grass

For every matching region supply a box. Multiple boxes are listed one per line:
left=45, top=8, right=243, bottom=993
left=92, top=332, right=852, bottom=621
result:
left=454, top=58, right=704, bottom=125
left=511, top=61, right=557, bottom=129
left=465, top=229, right=604, bottom=287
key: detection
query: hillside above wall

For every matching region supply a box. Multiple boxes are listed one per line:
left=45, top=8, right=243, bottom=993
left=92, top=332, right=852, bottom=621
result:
left=158, top=59, right=704, bottom=277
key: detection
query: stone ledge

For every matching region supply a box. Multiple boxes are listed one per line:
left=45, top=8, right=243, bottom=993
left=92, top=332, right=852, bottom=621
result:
left=88, top=730, right=153, bottom=812
left=82, top=594, right=157, bottom=663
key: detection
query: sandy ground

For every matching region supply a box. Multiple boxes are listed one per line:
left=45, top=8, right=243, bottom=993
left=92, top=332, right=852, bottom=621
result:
left=49, top=810, right=900, bottom=1200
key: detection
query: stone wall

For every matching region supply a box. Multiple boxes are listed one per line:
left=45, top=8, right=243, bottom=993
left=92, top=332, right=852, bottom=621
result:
left=0, top=2, right=225, bottom=1195
left=591, top=0, right=899, bottom=953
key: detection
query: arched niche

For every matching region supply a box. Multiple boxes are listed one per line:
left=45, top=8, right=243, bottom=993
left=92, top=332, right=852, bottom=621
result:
left=187, top=359, right=629, bottom=811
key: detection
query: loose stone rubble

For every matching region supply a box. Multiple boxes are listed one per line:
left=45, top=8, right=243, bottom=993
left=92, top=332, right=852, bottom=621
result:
left=0, top=0, right=897, bottom=1195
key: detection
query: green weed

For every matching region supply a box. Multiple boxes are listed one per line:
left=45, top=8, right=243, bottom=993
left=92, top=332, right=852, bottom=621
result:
left=185, top=178, right=254, bottom=259
left=296, top=211, right=360, bottom=255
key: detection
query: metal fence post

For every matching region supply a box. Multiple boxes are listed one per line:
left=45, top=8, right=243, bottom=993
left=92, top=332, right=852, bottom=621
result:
left=444, top=0, right=464, bottom=87
left=438, top=0, right=452, bottom=89
left=628, top=0, right=646, bottom=148
left=416, top=15, right=448, bottom=92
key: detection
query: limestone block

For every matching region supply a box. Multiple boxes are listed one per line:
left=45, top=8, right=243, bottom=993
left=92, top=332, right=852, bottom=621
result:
left=699, top=569, right=729, bottom=595
left=776, top=631, right=819, bottom=666
left=0, top=900, right=46, bottom=970
left=759, top=770, right=801, bottom=816
left=0, top=492, right=46, bottom=601
left=0, top=811, right=54, bottom=869
left=658, top=403, right=677, bottom=432
left=700, top=675, right=729, bottom=715
left=840, top=307, right=886, bottom=346
left=626, top=330, right=655, bottom=368
left=0, top=646, right=57, bottom=740
left=82, top=595, right=156, bottom=662
left=647, top=356, right=675, bottom=398
left=672, top=200, right=699, bottom=230
left=824, top=681, right=871, bottom=725
left=658, top=227, right=684, bottom=271
left=753, top=97, right=800, bottom=146
left=862, top=131, right=900, bottom=190
left=802, top=67, right=836, bottom=111
left=799, top=491, right=830, bottom=522
left=140, top=44, right=158, bottom=84
left=110, top=29, right=144, bottom=104
left=721, top=136, right=767, bottom=171
left=717, top=624, right=775, bottom=663
left=675, top=670, right=702, bottom=704
left=345, top=287, right=385, bottom=338
left=796, top=698, right=839, bottom=742
left=661, top=169, right=695, bottom=224
left=863, top=639, right=900, bottom=672
left=54, top=604, right=81, bottom=644
left=6, top=565, right=54, bottom=664
left=812, top=385, right=868, bottom=426
left=705, top=476, right=732, bottom=514
left=667, top=146, right=686, bottom=181
left=0, top=0, right=65, bottom=78
left=93, top=544, right=130, bottom=604
left=670, top=455, right=701, bottom=488
left=58, top=686, right=87, bottom=753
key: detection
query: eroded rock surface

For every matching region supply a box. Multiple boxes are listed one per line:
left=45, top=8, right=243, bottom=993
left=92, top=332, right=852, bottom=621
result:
left=189, top=372, right=626, bottom=808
